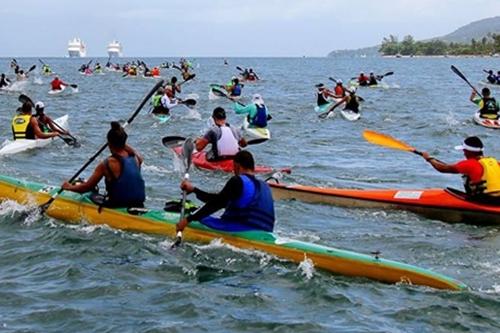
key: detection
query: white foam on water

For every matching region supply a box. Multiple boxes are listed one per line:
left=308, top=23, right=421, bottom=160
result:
left=0, top=199, right=40, bottom=226
left=180, top=107, right=201, bottom=120
left=33, top=77, right=43, bottom=85
left=3, top=80, right=29, bottom=92
left=142, top=163, right=174, bottom=175
left=297, top=255, right=315, bottom=280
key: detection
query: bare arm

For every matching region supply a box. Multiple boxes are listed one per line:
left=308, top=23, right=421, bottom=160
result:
left=62, top=163, right=105, bottom=193
left=421, top=152, right=458, bottom=173
left=31, top=118, right=58, bottom=139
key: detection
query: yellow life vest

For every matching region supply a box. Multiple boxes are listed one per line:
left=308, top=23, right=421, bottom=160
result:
left=478, top=157, right=500, bottom=196
left=11, top=114, right=33, bottom=140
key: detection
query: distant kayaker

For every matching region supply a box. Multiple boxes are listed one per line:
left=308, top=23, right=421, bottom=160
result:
left=62, top=121, right=146, bottom=208
left=50, top=76, right=68, bottom=91
left=166, top=76, right=181, bottom=96
left=327, top=87, right=361, bottom=114
left=422, top=137, right=500, bottom=202
left=368, top=72, right=378, bottom=86
left=471, top=88, right=499, bottom=120
left=357, top=72, right=369, bottom=86
left=334, top=80, right=346, bottom=98
left=42, top=64, right=52, bottom=75
left=233, top=94, right=270, bottom=128
left=94, top=62, right=102, bottom=73
left=154, top=86, right=180, bottom=115
left=316, top=83, right=336, bottom=106
left=196, top=107, right=247, bottom=161
left=486, top=70, right=496, bottom=84
left=248, top=68, right=259, bottom=80
left=151, top=87, right=165, bottom=114
left=34, top=101, right=68, bottom=135
left=0, top=74, right=11, bottom=88
left=16, top=70, right=27, bottom=81
left=11, top=102, right=60, bottom=140
left=176, top=150, right=275, bottom=233
left=151, top=67, right=160, bottom=77
left=226, top=77, right=243, bottom=99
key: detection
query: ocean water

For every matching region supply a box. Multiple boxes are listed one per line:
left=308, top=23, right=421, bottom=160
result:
left=0, top=56, right=499, bottom=332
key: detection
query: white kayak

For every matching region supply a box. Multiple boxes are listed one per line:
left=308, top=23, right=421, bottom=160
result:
left=473, top=111, right=500, bottom=129
left=339, top=109, right=361, bottom=121
left=0, top=115, right=69, bottom=156
left=478, top=81, right=500, bottom=89
left=48, top=85, right=67, bottom=95
left=242, top=117, right=271, bottom=141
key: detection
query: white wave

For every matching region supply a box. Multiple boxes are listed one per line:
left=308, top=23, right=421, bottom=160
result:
left=180, top=107, right=201, bottom=120
left=33, top=77, right=43, bottom=85
left=142, top=163, right=174, bottom=175
left=297, top=255, right=315, bottom=280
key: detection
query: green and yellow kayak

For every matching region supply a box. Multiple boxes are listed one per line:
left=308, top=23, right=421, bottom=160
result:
left=0, top=174, right=466, bottom=291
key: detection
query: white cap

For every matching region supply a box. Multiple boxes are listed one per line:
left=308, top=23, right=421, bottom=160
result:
left=35, top=101, right=45, bottom=109
left=252, top=94, right=264, bottom=105
left=348, top=86, right=357, bottom=93
left=337, top=79, right=343, bottom=84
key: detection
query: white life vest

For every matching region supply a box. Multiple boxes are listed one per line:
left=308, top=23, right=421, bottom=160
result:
left=217, top=126, right=239, bottom=156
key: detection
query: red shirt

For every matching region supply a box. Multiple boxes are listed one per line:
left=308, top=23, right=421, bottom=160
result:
left=334, top=86, right=344, bottom=96
left=453, top=158, right=483, bottom=183
left=51, top=79, right=64, bottom=90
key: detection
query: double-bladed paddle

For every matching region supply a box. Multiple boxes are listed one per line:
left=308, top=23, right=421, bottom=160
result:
left=38, top=80, right=164, bottom=214
left=451, top=65, right=482, bottom=97
left=362, top=129, right=423, bottom=155
left=171, top=138, right=195, bottom=248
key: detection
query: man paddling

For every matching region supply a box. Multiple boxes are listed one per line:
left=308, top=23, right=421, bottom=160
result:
left=50, top=76, right=68, bottom=91
left=176, top=150, right=275, bottom=233
left=368, top=72, right=378, bottom=86
left=326, top=87, right=361, bottom=114
left=233, top=94, right=270, bottom=129
left=12, top=102, right=60, bottom=140
left=34, top=102, right=68, bottom=135
left=334, top=80, right=346, bottom=98
left=0, top=74, right=11, bottom=89
left=486, top=70, right=496, bottom=84
left=196, top=107, right=246, bottom=161
left=62, top=122, right=146, bottom=208
left=471, top=87, right=499, bottom=120
left=422, top=137, right=500, bottom=202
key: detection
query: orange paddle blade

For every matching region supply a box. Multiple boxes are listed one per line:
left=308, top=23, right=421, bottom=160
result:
left=363, top=130, right=416, bottom=152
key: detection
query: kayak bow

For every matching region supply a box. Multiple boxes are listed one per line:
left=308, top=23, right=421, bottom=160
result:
left=269, top=183, right=500, bottom=225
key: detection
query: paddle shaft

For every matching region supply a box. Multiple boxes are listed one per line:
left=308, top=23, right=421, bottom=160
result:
left=40, top=79, right=164, bottom=212
left=451, top=65, right=482, bottom=98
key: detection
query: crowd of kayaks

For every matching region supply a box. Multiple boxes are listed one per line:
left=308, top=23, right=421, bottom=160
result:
left=2, top=60, right=500, bottom=292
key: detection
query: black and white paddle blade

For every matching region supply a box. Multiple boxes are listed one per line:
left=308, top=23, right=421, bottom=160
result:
left=162, top=136, right=187, bottom=149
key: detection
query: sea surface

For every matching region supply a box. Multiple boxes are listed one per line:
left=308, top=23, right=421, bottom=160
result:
left=0, top=56, right=499, bottom=332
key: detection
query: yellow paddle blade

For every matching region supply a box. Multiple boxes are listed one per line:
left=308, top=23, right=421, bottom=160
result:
left=363, top=130, right=416, bottom=152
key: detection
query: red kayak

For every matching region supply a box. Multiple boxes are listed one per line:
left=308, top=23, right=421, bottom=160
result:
left=173, top=147, right=291, bottom=174
left=269, top=182, right=500, bottom=225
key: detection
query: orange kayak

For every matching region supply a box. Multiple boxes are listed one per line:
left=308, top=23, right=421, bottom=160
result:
left=269, top=183, right=500, bottom=225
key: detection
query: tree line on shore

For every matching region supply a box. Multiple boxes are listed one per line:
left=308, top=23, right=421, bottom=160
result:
left=379, top=34, right=500, bottom=56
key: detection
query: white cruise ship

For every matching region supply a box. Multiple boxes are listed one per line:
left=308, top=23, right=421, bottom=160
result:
left=107, top=40, right=123, bottom=57
left=67, top=38, right=86, bottom=57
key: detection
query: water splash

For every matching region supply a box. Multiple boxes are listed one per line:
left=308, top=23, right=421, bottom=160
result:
left=297, top=255, right=315, bottom=280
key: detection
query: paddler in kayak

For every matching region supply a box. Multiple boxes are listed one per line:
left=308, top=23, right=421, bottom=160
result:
left=166, top=76, right=181, bottom=97
left=62, top=121, right=146, bottom=208
left=151, top=66, right=160, bottom=77
left=225, top=77, right=243, bottom=100
left=368, top=72, right=378, bottom=86
left=50, top=76, right=68, bottom=91
left=153, top=86, right=180, bottom=115
left=11, top=102, right=60, bottom=140
left=471, top=88, right=499, bottom=120
left=94, top=62, right=102, bottom=73
left=327, top=87, right=361, bottom=114
left=333, top=80, right=346, bottom=98
left=316, top=83, right=336, bottom=107
left=0, top=74, right=11, bottom=89
left=233, top=94, right=271, bottom=128
left=486, top=70, right=496, bottom=84
left=42, top=64, right=52, bottom=75
left=422, top=136, right=500, bottom=203
left=357, top=72, right=369, bottom=86
left=176, top=150, right=275, bottom=233
left=196, top=107, right=247, bottom=161
left=34, top=102, right=68, bottom=135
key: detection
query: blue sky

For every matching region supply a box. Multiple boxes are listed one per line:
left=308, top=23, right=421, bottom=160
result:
left=2, top=0, right=499, bottom=57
